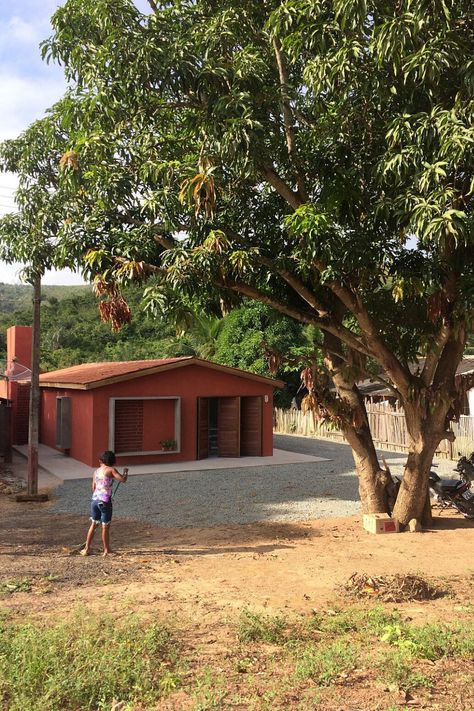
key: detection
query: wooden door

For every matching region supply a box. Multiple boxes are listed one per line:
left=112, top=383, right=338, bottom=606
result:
left=240, top=396, right=263, bottom=456
left=197, top=397, right=209, bottom=459
left=217, top=397, right=240, bottom=457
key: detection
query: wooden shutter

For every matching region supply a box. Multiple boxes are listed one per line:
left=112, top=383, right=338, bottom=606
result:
left=55, top=396, right=71, bottom=449
left=197, top=397, right=209, bottom=459
left=114, top=400, right=144, bottom=453
left=217, top=397, right=240, bottom=457
left=240, top=396, right=263, bottom=456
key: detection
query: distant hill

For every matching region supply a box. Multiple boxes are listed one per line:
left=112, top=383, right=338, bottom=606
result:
left=0, top=283, right=91, bottom=314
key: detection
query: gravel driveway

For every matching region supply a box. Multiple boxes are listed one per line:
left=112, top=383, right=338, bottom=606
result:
left=48, top=435, right=459, bottom=528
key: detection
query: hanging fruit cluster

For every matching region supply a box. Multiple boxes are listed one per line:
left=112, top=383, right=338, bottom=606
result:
left=94, top=279, right=132, bottom=332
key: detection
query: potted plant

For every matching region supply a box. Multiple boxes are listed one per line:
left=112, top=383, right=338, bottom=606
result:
left=160, top=438, right=177, bottom=452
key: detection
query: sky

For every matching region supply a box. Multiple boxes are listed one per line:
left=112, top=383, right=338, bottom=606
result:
left=0, top=0, right=149, bottom=286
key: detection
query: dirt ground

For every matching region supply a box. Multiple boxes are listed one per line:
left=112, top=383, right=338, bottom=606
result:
left=1, top=466, right=474, bottom=710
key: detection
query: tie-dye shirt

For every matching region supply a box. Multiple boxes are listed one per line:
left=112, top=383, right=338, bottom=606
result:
left=92, top=467, right=114, bottom=502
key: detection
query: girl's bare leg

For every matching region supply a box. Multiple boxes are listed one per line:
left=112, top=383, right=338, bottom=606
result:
left=81, top=521, right=97, bottom=556
left=102, top=524, right=112, bottom=556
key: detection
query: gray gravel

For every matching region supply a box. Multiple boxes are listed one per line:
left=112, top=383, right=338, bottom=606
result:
left=48, top=434, right=461, bottom=528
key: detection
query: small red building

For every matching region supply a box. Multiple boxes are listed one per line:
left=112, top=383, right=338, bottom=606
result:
left=38, top=357, right=282, bottom=467
left=2, top=326, right=283, bottom=467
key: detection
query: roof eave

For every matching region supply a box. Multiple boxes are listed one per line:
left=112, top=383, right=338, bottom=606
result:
left=39, top=356, right=285, bottom=390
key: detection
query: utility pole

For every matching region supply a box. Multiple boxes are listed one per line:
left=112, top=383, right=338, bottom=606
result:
left=17, top=271, right=48, bottom=502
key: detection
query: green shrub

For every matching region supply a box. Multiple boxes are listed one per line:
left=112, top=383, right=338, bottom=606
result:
left=407, top=621, right=474, bottom=660
left=0, top=611, right=182, bottom=711
left=0, top=579, right=32, bottom=595
left=295, top=638, right=359, bottom=685
left=376, top=648, right=432, bottom=691
left=237, top=610, right=287, bottom=644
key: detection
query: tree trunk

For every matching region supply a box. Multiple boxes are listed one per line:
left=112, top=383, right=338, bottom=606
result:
left=392, top=432, right=440, bottom=526
left=27, top=272, right=41, bottom=497
left=324, top=336, right=391, bottom=514
left=343, top=420, right=391, bottom=514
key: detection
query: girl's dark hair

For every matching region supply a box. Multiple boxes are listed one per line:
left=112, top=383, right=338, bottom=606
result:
left=99, top=450, right=116, bottom=466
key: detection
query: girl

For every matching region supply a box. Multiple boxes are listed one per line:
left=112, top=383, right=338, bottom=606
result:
left=81, top=450, right=128, bottom=556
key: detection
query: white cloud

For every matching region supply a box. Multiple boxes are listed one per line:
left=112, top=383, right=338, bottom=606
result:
left=0, top=16, right=41, bottom=46
left=0, top=71, right=66, bottom=141
left=0, top=261, right=87, bottom=286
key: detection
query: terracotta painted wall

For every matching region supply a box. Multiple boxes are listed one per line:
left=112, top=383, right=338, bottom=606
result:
left=41, top=363, right=276, bottom=467
left=0, top=327, right=33, bottom=443
left=41, top=389, right=95, bottom=464
left=7, top=326, right=32, bottom=370
left=9, top=382, right=30, bottom=445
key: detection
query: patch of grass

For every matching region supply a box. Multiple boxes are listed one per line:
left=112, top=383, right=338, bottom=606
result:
left=365, top=606, right=402, bottom=634
left=294, top=638, right=359, bottom=685
left=0, top=610, right=183, bottom=711
left=306, top=608, right=361, bottom=635
left=413, top=621, right=474, bottom=659
left=235, top=656, right=254, bottom=673
left=376, top=648, right=433, bottom=691
left=304, top=606, right=401, bottom=639
left=237, top=609, right=287, bottom=644
left=192, top=666, right=228, bottom=709
left=380, top=619, right=474, bottom=660
left=0, top=578, right=32, bottom=595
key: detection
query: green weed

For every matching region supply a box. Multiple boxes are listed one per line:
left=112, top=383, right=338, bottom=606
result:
left=237, top=609, right=287, bottom=644
left=192, top=666, right=227, bottom=709
left=365, top=606, right=402, bottom=634
left=235, top=656, right=253, bottom=673
left=294, top=638, right=359, bottom=685
left=380, top=620, right=474, bottom=660
left=0, top=578, right=32, bottom=595
left=304, top=606, right=401, bottom=639
left=0, top=611, right=182, bottom=711
left=376, top=648, right=433, bottom=691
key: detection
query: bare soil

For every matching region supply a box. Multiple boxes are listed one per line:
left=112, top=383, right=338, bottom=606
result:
left=1, top=467, right=474, bottom=710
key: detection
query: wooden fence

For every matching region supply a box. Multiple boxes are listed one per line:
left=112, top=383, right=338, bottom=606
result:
left=274, top=404, right=474, bottom=460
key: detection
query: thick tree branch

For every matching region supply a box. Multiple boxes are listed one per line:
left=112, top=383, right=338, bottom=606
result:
left=223, top=279, right=373, bottom=357
left=257, top=254, right=330, bottom=317
left=153, top=234, right=176, bottom=250
left=324, top=280, right=411, bottom=396
left=433, top=322, right=466, bottom=389
left=420, top=320, right=451, bottom=386
left=272, top=37, right=309, bottom=202
left=322, top=346, right=400, bottom=398
left=256, top=167, right=410, bottom=391
left=114, top=257, right=167, bottom=277
left=260, top=163, right=302, bottom=210
left=146, top=0, right=158, bottom=12
left=223, top=280, right=322, bottom=325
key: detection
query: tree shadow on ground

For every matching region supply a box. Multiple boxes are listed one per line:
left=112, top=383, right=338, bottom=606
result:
left=426, top=515, right=474, bottom=531
left=0, top=500, right=320, bottom=558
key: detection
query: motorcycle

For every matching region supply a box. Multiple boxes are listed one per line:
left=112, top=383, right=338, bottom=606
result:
left=453, top=451, right=474, bottom=486
left=428, top=469, right=474, bottom=519
left=388, top=452, right=474, bottom=520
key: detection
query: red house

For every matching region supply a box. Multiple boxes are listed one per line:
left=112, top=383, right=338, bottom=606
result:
left=2, top=326, right=282, bottom=467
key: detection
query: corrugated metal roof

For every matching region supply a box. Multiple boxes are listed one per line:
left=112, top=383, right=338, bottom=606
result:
left=39, top=356, right=284, bottom=390
left=358, top=355, right=474, bottom=397
left=455, top=355, right=474, bottom=376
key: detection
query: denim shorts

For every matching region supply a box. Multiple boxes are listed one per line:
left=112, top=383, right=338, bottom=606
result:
left=91, top=499, right=113, bottom=525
